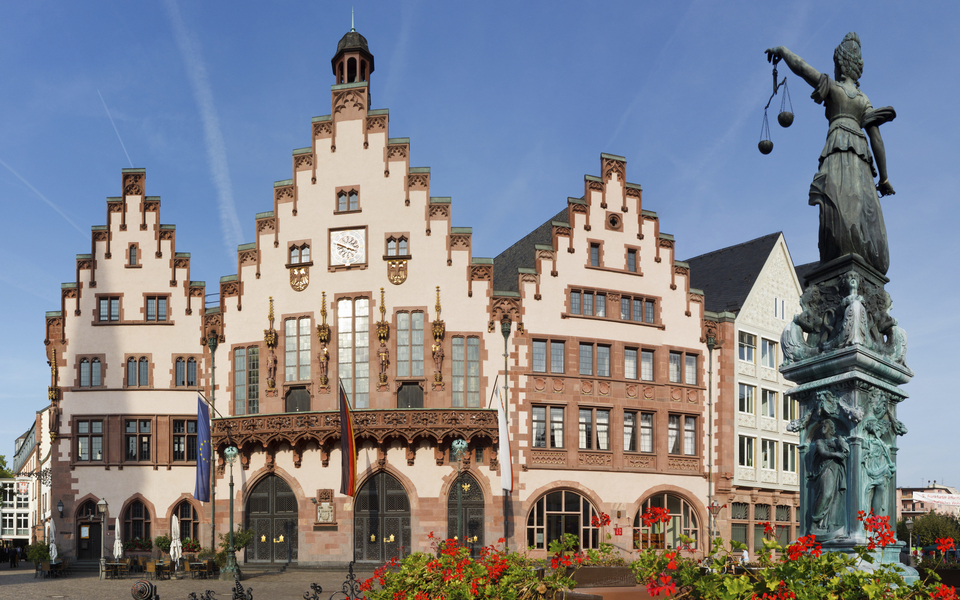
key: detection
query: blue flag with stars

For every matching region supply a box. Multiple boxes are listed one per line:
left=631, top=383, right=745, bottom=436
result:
left=195, top=396, right=211, bottom=502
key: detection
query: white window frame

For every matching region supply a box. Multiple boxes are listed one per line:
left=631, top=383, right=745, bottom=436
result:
left=739, top=331, right=756, bottom=363
left=738, top=435, right=755, bottom=467
left=738, top=383, right=755, bottom=414
left=761, top=438, right=777, bottom=470
left=761, top=339, right=777, bottom=368
left=760, top=389, right=777, bottom=418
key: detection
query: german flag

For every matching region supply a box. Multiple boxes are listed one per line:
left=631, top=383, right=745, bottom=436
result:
left=339, top=379, right=357, bottom=496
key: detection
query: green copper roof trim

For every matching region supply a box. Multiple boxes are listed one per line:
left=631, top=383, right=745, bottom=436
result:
left=121, top=168, right=146, bottom=174
left=567, top=197, right=587, bottom=205
left=256, top=211, right=275, bottom=219
left=61, top=282, right=77, bottom=289
left=368, top=108, right=389, bottom=116
left=190, top=281, right=205, bottom=287
left=584, top=175, right=602, bottom=183
left=175, top=252, right=191, bottom=258
left=451, top=227, right=472, bottom=234
left=472, top=257, right=494, bottom=265
left=311, top=115, right=332, bottom=123
left=626, top=182, right=642, bottom=190
left=292, top=147, right=312, bottom=155
left=274, top=179, right=293, bottom=187
left=551, top=221, right=570, bottom=228
left=160, top=224, right=176, bottom=230
left=690, top=288, right=704, bottom=296
left=205, top=307, right=221, bottom=315
left=430, top=197, right=451, bottom=204
left=106, top=197, right=122, bottom=201
left=388, top=137, right=410, bottom=145
left=703, top=310, right=737, bottom=322
left=600, top=153, right=626, bottom=161
left=492, top=291, right=521, bottom=298
left=408, top=167, right=430, bottom=174
left=76, top=254, right=92, bottom=259
left=534, top=244, right=554, bottom=251
left=220, top=274, right=238, bottom=283
left=145, top=195, right=161, bottom=201
left=91, top=225, right=107, bottom=231
left=238, top=242, right=257, bottom=251
left=331, top=81, right=367, bottom=91
left=45, top=311, right=62, bottom=318
left=674, top=260, right=690, bottom=268
left=659, top=232, right=675, bottom=241
left=518, top=267, right=537, bottom=274
left=641, top=209, right=658, bottom=218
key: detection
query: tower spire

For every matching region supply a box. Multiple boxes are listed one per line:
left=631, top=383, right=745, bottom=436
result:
left=351, top=7, right=355, bottom=32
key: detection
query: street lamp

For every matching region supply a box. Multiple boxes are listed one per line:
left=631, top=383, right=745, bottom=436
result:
left=221, top=446, right=240, bottom=580
left=57, top=500, right=63, bottom=519
left=500, top=314, right=511, bottom=551
left=906, top=518, right=914, bottom=564
left=97, top=498, right=108, bottom=566
left=709, top=501, right=724, bottom=541
left=206, top=330, right=219, bottom=554
left=451, top=439, right=468, bottom=543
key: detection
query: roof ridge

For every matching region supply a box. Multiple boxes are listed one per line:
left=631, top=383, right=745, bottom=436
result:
left=682, top=231, right=782, bottom=262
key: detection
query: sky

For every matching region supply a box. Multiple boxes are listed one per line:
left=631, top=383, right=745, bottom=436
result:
left=1, top=1, right=957, bottom=488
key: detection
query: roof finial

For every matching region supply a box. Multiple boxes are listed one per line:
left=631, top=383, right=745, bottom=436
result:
left=351, top=7, right=355, bottom=32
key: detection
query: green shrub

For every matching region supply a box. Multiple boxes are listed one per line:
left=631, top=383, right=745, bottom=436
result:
left=154, top=534, right=171, bottom=553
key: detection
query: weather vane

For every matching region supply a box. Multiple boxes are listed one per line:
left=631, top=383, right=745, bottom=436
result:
left=758, top=57, right=793, bottom=154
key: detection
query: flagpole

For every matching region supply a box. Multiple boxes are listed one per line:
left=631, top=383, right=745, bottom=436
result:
left=500, top=315, right=512, bottom=551
left=206, top=331, right=219, bottom=554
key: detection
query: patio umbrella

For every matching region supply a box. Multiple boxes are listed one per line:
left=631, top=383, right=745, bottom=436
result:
left=170, top=515, right=182, bottom=569
left=113, top=517, right=123, bottom=559
left=49, top=520, right=58, bottom=562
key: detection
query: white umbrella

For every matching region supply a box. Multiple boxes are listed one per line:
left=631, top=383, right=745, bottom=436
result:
left=49, top=520, right=58, bottom=562
left=113, top=517, right=123, bottom=559
left=169, top=515, right=183, bottom=569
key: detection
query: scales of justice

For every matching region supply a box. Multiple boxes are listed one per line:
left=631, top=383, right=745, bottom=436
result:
left=758, top=32, right=916, bottom=581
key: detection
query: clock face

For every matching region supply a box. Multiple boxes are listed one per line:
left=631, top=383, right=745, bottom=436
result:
left=330, top=229, right=366, bottom=266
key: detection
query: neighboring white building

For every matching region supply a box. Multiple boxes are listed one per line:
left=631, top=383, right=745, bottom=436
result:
left=687, top=233, right=808, bottom=552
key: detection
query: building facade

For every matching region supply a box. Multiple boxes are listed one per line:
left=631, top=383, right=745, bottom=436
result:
left=897, top=483, right=960, bottom=520
left=41, top=29, right=718, bottom=567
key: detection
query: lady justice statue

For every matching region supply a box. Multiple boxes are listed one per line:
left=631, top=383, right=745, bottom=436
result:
left=766, top=33, right=896, bottom=275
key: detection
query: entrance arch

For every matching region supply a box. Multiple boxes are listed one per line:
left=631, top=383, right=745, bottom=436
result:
left=354, top=471, right=410, bottom=563
left=245, top=474, right=298, bottom=564
left=75, top=500, right=101, bottom=560
left=447, top=472, right=484, bottom=557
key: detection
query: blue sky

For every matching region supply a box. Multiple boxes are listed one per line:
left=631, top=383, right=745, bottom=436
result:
left=1, top=1, right=957, bottom=488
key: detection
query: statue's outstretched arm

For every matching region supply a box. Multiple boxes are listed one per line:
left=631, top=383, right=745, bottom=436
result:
left=867, top=126, right=895, bottom=196
left=765, top=46, right=821, bottom=89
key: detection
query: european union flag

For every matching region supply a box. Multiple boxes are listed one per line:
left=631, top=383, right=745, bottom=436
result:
left=195, top=396, right=211, bottom=502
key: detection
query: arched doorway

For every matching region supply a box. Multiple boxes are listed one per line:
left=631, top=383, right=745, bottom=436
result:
left=245, top=475, right=298, bottom=564
left=354, top=471, right=410, bottom=563
left=76, top=500, right=101, bottom=560
left=633, top=492, right=700, bottom=551
left=447, top=472, right=484, bottom=557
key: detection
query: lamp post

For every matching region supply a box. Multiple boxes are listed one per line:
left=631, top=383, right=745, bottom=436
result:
left=97, top=498, right=108, bottom=569
left=709, top=501, right=724, bottom=541
left=906, top=518, right=914, bottom=564
left=207, top=331, right=218, bottom=554
left=451, top=439, right=468, bottom=543
left=500, top=314, right=511, bottom=550
left=221, top=446, right=239, bottom=580
left=57, top=500, right=63, bottom=519
left=706, top=335, right=716, bottom=541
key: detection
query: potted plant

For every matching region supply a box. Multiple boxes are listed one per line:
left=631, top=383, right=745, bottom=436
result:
left=124, top=536, right=154, bottom=558
left=154, top=534, right=171, bottom=558
left=569, top=511, right=634, bottom=588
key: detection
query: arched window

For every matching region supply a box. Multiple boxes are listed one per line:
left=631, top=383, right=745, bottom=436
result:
left=347, top=57, right=357, bottom=83
left=129, top=244, right=138, bottom=266
left=187, top=358, right=197, bottom=387
left=176, top=358, right=186, bottom=386
left=124, top=500, right=151, bottom=542
left=290, top=246, right=300, bottom=264
left=360, top=60, right=367, bottom=82
left=447, top=472, right=484, bottom=557
left=398, top=238, right=408, bottom=255
left=77, top=500, right=97, bottom=519
left=348, top=190, right=358, bottom=210
left=526, top=489, right=602, bottom=551
left=138, top=358, right=149, bottom=386
left=175, top=500, right=200, bottom=540
left=91, top=359, right=101, bottom=387
left=387, top=239, right=397, bottom=256
left=126, top=358, right=137, bottom=387
left=337, top=191, right=348, bottom=212
left=301, top=245, right=310, bottom=263
left=633, top=492, right=700, bottom=551
left=80, top=359, right=90, bottom=387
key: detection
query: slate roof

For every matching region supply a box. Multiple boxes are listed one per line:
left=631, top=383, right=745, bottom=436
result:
left=493, top=208, right=568, bottom=293
left=793, top=261, right=821, bottom=287
left=684, top=232, right=783, bottom=314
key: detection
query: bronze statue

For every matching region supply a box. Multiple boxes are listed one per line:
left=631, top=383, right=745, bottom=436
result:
left=810, top=419, right=849, bottom=531
left=767, top=33, right=896, bottom=275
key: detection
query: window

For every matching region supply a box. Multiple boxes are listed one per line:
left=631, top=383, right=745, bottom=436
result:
left=633, top=493, right=699, bottom=550
left=397, top=382, right=423, bottom=408
left=640, top=413, right=653, bottom=452
left=624, top=348, right=637, bottom=379
left=452, top=337, right=480, bottom=407
left=739, top=332, right=756, bottom=363
left=397, top=312, right=424, bottom=378
left=761, top=439, right=777, bottom=470
left=595, top=294, right=606, bottom=317
left=579, top=344, right=593, bottom=376
left=596, top=345, right=610, bottom=377
left=76, top=420, right=103, bottom=461
left=285, top=316, right=312, bottom=382
left=685, top=354, right=697, bottom=385
left=527, top=490, right=602, bottom=550
left=146, top=296, right=167, bottom=322
left=641, top=350, right=654, bottom=381
left=175, top=357, right=198, bottom=388
left=532, top=406, right=564, bottom=448
left=79, top=358, right=102, bottom=387
left=129, top=244, right=138, bottom=266
left=571, top=291, right=581, bottom=315
left=289, top=244, right=310, bottom=264
left=124, top=500, right=151, bottom=542
left=627, top=249, right=637, bottom=272
left=616, top=294, right=657, bottom=323
left=589, top=243, right=600, bottom=267
left=550, top=341, right=564, bottom=374
left=337, top=189, right=359, bottom=211
left=175, top=501, right=200, bottom=540
left=126, top=357, right=149, bottom=387
left=533, top=340, right=547, bottom=372
left=761, top=389, right=777, bottom=418
left=739, top=383, right=755, bottom=414
left=99, top=297, right=120, bottom=322
left=761, top=339, right=777, bottom=368
left=172, top=420, right=197, bottom=461
left=783, top=395, right=798, bottom=422
left=125, top=419, right=151, bottom=462
left=669, top=352, right=681, bottom=383
left=738, top=435, right=755, bottom=467
left=624, top=412, right=637, bottom=452
left=578, top=409, right=610, bottom=451
left=583, top=292, right=594, bottom=316
left=532, top=340, right=564, bottom=373
left=668, top=415, right=696, bottom=455
left=338, top=299, right=368, bottom=407
left=386, top=237, right=409, bottom=257
left=783, top=443, right=797, bottom=473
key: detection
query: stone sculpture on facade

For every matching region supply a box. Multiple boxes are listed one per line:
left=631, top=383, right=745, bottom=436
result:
left=810, top=420, right=848, bottom=532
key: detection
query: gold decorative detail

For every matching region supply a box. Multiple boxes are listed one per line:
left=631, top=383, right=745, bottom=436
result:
left=376, top=288, right=389, bottom=343
left=461, top=483, right=471, bottom=492
left=290, top=266, right=309, bottom=291
left=317, top=292, right=331, bottom=344
left=387, top=259, right=407, bottom=285
left=261, top=535, right=266, bottom=542
left=432, top=286, right=445, bottom=342
left=264, top=297, right=277, bottom=347
left=264, top=297, right=279, bottom=392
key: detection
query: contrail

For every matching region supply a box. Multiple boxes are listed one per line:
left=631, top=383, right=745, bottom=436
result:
left=97, top=88, right=134, bottom=167
left=164, top=0, right=243, bottom=259
left=0, top=157, right=86, bottom=236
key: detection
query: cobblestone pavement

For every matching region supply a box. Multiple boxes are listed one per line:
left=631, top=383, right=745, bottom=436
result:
left=0, top=562, right=375, bottom=600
